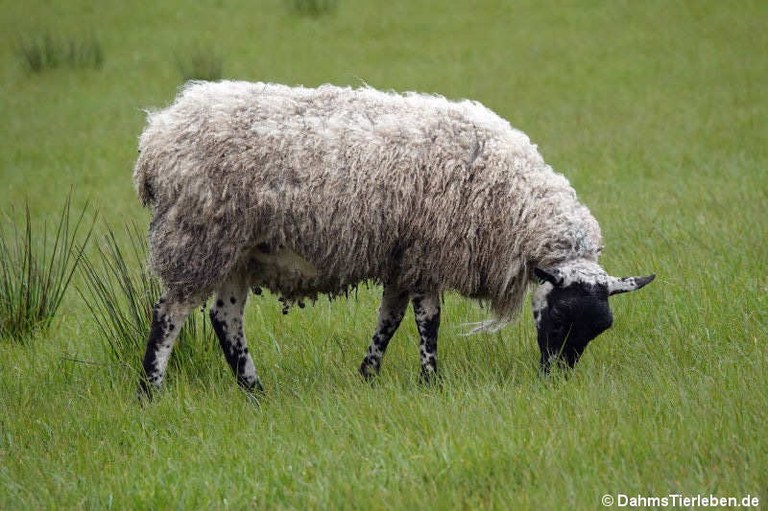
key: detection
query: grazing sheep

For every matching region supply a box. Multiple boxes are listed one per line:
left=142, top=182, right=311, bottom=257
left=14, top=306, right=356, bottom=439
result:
left=133, top=80, right=654, bottom=396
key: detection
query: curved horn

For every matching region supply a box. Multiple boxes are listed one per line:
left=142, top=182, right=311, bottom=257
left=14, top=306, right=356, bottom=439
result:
left=534, top=267, right=564, bottom=287
left=607, top=274, right=656, bottom=296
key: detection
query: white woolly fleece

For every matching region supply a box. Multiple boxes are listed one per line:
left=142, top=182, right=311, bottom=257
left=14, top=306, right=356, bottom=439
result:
left=133, top=81, right=603, bottom=319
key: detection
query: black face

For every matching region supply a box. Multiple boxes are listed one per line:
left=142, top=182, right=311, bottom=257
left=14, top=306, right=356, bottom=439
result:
left=534, top=282, right=613, bottom=372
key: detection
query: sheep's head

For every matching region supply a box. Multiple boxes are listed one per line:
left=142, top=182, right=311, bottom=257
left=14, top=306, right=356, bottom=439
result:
left=532, top=260, right=654, bottom=372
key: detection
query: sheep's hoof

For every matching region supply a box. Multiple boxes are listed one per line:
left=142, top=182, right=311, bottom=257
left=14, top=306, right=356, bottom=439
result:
left=418, top=369, right=442, bottom=388
left=239, top=377, right=265, bottom=394
left=136, top=378, right=157, bottom=404
left=358, top=362, right=379, bottom=382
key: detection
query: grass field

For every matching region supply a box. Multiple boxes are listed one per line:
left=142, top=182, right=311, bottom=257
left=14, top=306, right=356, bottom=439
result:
left=1, top=0, right=766, bottom=508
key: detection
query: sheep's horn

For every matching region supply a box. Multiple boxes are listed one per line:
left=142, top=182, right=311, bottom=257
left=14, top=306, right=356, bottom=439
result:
left=607, top=274, right=655, bottom=296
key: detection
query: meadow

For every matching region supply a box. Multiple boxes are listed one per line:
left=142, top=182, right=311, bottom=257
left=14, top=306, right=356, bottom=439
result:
left=1, top=0, right=766, bottom=508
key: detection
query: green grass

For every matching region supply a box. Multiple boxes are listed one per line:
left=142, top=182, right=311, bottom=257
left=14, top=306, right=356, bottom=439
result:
left=15, top=32, right=104, bottom=73
left=0, top=195, right=93, bottom=341
left=289, top=0, right=338, bottom=18
left=175, top=44, right=224, bottom=81
left=1, top=0, right=766, bottom=509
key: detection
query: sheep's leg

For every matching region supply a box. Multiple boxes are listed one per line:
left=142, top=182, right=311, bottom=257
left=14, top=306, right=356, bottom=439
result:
left=358, top=286, right=409, bottom=379
left=210, top=279, right=264, bottom=392
left=412, top=291, right=441, bottom=384
left=138, top=296, right=196, bottom=398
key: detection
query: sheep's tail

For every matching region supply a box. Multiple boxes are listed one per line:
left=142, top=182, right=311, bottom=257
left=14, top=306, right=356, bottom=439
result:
left=132, top=156, right=155, bottom=207
left=132, top=112, right=160, bottom=208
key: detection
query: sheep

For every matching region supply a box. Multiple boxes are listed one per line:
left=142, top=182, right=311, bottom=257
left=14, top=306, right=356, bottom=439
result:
left=133, top=80, right=654, bottom=396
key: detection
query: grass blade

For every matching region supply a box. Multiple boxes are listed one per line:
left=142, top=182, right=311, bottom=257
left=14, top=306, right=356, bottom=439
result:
left=0, top=196, right=94, bottom=341
left=78, top=222, right=215, bottom=377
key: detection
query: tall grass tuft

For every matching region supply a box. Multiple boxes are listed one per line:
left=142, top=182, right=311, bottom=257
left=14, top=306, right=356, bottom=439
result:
left=289, top=0, right=338, bottom=17
left=0, top=196, right=94, bottom=341
left=17, top=33, right=104, bottom=73
left=78, top=223, right=217, bottom=378
left=176, top=45, right=224, bottom=81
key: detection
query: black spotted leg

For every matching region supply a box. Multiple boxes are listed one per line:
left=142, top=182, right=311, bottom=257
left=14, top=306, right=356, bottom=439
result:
left=359, top=285, right=409, bottom=379
left=412, top=291, right=441, bottom=384
left=209, top=278, right=264, bottom=392
left=139, top=296, right=196, bottom=398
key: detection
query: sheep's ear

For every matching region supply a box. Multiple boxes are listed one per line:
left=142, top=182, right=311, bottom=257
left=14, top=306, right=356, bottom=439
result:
left=534, top=267, right=564, bottom=287
left=607, top=274, right=656, bottom=296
